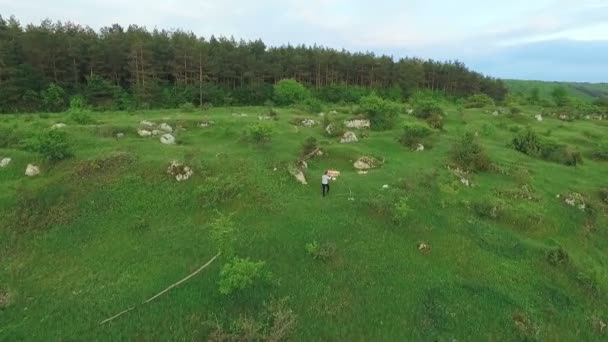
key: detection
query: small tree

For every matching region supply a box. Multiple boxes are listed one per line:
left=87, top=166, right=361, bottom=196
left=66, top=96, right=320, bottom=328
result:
left=273, top=79, right=310, bottom=106
left=449, top=132, right=492, bottom=172
left=209, top=212, right=236, bottom=255
left=551, top=86, right=569, bottom=107
left=41, top=83, right=66, bottom=112
left=359, top=93, right=400, bottom=130
left=247, top=123, right=274, bottom=144
left=28, top=130, right=73, bottom=162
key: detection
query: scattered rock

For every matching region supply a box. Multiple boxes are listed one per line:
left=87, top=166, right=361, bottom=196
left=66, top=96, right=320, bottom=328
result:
left=298, top=118, right=317, bottom=127
left=51, top=123, right=67, bottom=129
left=0, top=158, right=11, bottom=168
left=535, top=114, right=543, bottom=122
left=417, top=243, right=430, bottom=252
left=562, top=192, right=586, bottom=211
left=140, top=120, right=155, bottom=127
left=137, top=129, right=152, bottom=137
left=353, top=156, right=381, bottom=170
left=340, top=131, right=358, bottom=143
left=357, top=171, right=368, bottom=175
left=258, top=115, right=272, bottom=121
left=558, top=114, right=570, bottom=121
left=152, top=129, right=163, bottom=136
left=288, top=165, right=307, bottom=185
left=160, top=134, right=176, bottom=145
left=25, top=164, right=40, bottom=177
left=316, top=150, right=324, bottom=156
left=460, top=178, right=470, bottom=187
left=296, top=160, right=308, bottom=169
left=592, top=317, right=606, bottom=334
left=200, top=120, right=215, bottom=128
left=159, top=123, right=173, bottom=132
left=115, top=133, right=124, bottom=138
left=416, top=144, right=425, bottom=152
left=325, top=124, right=334, bottom=135
left=344, top=119, right=371, bottom=129
left=167, top=161, right=193, bottom=181
left=382, top=184, right=389, bottom=189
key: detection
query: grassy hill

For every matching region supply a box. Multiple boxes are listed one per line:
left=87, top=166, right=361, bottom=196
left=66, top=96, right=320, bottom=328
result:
left=505, top=80, right=608, bottom=102
left=1, top=105, right=608, bottom=340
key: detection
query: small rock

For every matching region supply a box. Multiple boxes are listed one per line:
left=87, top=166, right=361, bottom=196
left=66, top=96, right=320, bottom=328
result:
left=300, top=119, right=317, bottom=127
left=273, top=167, right=278, bottom=172
left=159, top=123, right=173, bottom=132
left=460, top=178, right=470, bottom=187
left=535, top=114, right=543, bottom=122
left=416, top=144, right=425, bottom=152
left=407, top=109, right=414, bottom=115
left=0, top=158, right=11, bottom=168
left=319, top=112, right=325, bottom=117
left=348, top=197, right=355, bottom=201
left=558, top=114, right=569, bottom=121
left=200, top=120, right=214, bottom=128
left=258, top=115, right=272, bottom=121
left=357, top=171, right=368, bottom=175
left=417, top=243, right=430, bottom=252
left=382, top=184, right=389, bottom=189
left=137, top=129, right=152, bottom=137
left=160, top=134, right=176, bottom=145
left=325, top=124, right=334, bottom=135
left=316, top=150, right=324, bottom=156
left=140, top=120, right=155, bottom=127
left=51, top=123, right=67, bottom=129
left=116, top=133, right=124, bottom=138
left=492, top=111, right=499, bottom=116
left=340, top=131, right=358, bottom=143
left=25, top=164, right=40, bottom=177
left=344, top=119, right=371, bottom=129
left=329, top=110, right=338, bottom=115
left=167, top=161, right=193, bottom=181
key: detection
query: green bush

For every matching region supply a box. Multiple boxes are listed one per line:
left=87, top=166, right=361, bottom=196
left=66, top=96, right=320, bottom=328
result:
left=246, top=123, right=274, bottom=144
left=219, top=257, right=267, bottom=295
left=68, top=96, right=87, bottom=112
left=393, top=197, right=412, bottom=224
left=591, top=144, right=608, bottom=161
left=509, top=106, right=523, bottom=115
left=27, top=130, right=73, bottom=162
left=273, top=79, right=310, bottom=106
left=463, top=94, right=495, bottom=108
left=449, top=132, right=492, bottom=172
left=511, top=128, right=542, bottom=156
left=359, top=93, right=400, bottom=130
left=41, top=83, right=66, bottom=112
left=427, top=114, right=444, bottom=130
left=413, top=100, right=444, bottom=119
left=70, top=111, right=95, bottom=125
left=398, top=124, right=432, bottom=149
left=303, top=97, right=323, bottom=113
left=301, top=136, right=319, bottom=156
left=179, top=102, right=196, bottom=112
left=209, top=212, right=236, bottom=255
left=512, top=128, right=583, bottom=166
left=546, top=247, right=570, bottom=266
left=472, top=199, right=501, bottom=219
left=305, top=241, right=336, bottom=261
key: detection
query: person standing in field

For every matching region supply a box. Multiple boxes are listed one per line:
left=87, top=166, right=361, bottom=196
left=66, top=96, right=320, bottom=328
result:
left=322, top=170, right=331, bottom=197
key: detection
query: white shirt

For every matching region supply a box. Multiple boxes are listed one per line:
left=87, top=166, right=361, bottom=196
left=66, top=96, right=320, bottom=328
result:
left=322, top=175, right=331, bottom=185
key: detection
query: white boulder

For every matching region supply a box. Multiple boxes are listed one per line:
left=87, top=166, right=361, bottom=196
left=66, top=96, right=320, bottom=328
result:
left=340, top=131, right=358, bottom=143
left=137, top=129, right=152, bottom=137
left=416, top=144, right=425, bottom=152
left=167, top=161, right=193, bottom=181
left=160, top=134, right=176, bottom=145
left=289, top=167, right=307, bottom=185
left=353, top=157, right=380, bottom=170
left=159, top=123, right=173, bottom=132
left=382, top=184, right=389, bottom=189
left=344, top=119, right=371, bottom=129
left=140, top=120, right=155, bottom=127
left=300, top=119, right=317, bottom=127
left=0, top=158, right=11, bottom=168
left=25, top=164, right=40, bottom=177
left=51, top=123, right=66, bottom=129
left=151, top=129, right=163, bottom=136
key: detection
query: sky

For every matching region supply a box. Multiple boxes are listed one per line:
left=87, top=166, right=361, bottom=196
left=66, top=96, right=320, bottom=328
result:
left=1, top=0, right=607, bottom=82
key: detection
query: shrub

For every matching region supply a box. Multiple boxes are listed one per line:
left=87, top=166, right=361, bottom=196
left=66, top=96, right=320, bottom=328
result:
left=68, top=96, right=87, bottom=112
left=38, top=113, right=50, bottom=119
left=219, top=257, right=267, bottom=295
left=398, top=124, right=432, bottom=149
left=472, top=199, right=501, bottom=219
left=359, top=93, right=400, bottom=130
left=209, top=212, right=236, bottom=255
left=449, top=132, right=492, bottom=172
left=591, top=144, right=608, bottom=161
left=305, top=241, right=336, bottom=261
left=511, top=128, right=542, bottom=156
left=509, top=106, right=523, bottom=115
left=273, top=79, right=310, bottom=105
left=413, top=100, right=444, bottom=119
left=41, top=83, right=66, bottom=112
left=268, top=108, right=279, bottom=120
left=301, top=136, right=319, bottom=156
left=512, top=128, right=583, bottom=166
left=246, top=123, right=273, bottom=144
left=393, top=197, right=412, bottom=224
left=179, top=102, right=196, bottom=112
left=27, top=130, right=73, bottom=162
left=464, top=94, right=495, bottom=108
left=303, top=97, right=323, bottom=113
left=546, top=247, right=569, bottom=266
left=427, top=114, right=444, bottom=130
left=70, top=111, right=95, bottom=125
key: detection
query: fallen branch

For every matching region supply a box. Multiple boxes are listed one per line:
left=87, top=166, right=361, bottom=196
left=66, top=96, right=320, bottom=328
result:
left=144, top=252, right=221, bottom=304
left=301, top=147, right=320, bottom=161
left=99, top=252, right=221, bottom=326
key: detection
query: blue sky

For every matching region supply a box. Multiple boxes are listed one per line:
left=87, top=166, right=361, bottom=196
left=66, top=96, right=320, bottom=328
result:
left=1, top=0, right=607, bottom=82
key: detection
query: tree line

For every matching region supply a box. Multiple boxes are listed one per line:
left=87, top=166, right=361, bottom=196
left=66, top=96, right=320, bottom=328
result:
left=0, top=15, right=508, bottom=113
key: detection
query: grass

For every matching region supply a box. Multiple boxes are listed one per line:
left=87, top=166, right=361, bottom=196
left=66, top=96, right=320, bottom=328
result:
left=505, top=79, right=608, bottom=102
left=1, top=105, right=607, bottom=340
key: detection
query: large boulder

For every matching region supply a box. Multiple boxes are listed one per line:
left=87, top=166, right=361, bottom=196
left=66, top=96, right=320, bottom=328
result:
left=344, top=119, right=370, bottom=129
left=288, top=165, right=307, bottom=185
left=340, top=131, right=358, bottom=143
left=0, top=158, right=11, bottom=168
left=353, top=156, right=380, bottom=170
left=25, top=164, right=40, bottom=177
left=159, top=123, right=173, bottom=132
left=160, top=134, right=176, bottom=145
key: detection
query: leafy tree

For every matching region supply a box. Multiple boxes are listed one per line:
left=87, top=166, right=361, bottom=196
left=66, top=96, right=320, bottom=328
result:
left=27, top=130, right=73, bottom=162
left=359, top=93, right=400, bottom=130
left=273, top=79, right=310, bottom=105
left=41, top=83, right=66, bottom=112
left=219, top=257, right=267, bottom=295
left=551, top=86, right=569, bottom=107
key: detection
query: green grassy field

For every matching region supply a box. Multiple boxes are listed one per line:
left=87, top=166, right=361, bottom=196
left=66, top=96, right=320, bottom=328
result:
left=505, top=80, right=608, bottom=102
left=1, top=105, right=607, bottom=340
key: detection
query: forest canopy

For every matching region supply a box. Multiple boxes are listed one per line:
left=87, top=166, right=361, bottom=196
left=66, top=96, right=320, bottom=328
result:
left=0, top=15, right=507, bottom=112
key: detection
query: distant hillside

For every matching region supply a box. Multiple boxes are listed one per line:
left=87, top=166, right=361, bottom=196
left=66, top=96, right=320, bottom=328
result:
left=505, top=80, right=608, bottom=102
